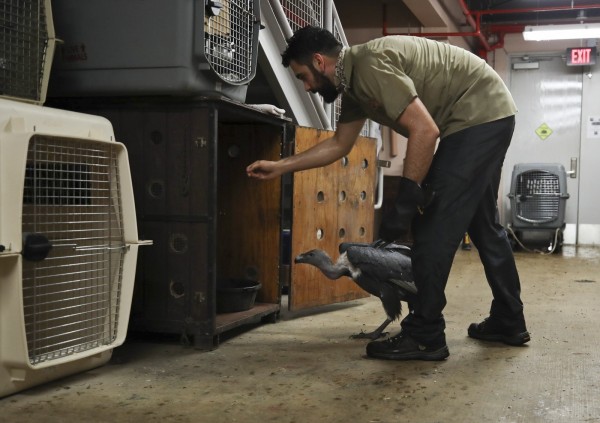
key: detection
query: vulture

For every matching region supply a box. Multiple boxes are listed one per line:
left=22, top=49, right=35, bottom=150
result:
left=294, top=241, right=417, bottom=340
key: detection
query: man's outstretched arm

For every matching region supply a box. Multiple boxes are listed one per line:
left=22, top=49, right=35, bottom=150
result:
left=246, top=119, right=366, bottom=180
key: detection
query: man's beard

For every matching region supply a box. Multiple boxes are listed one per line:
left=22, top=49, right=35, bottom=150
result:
left=310, top=65, right=340, bottom=103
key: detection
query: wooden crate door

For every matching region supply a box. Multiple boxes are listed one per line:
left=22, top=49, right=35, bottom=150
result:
left=290, top=127, right=377, bottom=311
left=217, top=123, right=282, bottom=304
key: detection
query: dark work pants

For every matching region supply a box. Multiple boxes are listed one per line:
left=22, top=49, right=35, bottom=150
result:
left=400, top=115, right=525, bottom=346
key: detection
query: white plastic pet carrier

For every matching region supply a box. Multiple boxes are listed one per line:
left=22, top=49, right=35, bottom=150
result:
left=0, top=0, right=56, bottom=105
left=0, top=98, right=145, bottom=398
left=508, top=163, right=570, bottom=252
left=1, top=0, right=146, bottom=397
left=48, top=0, right=261, bottom=102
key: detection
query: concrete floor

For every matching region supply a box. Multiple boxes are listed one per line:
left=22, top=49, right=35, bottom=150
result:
left=2, top=246, right=600, bottom=423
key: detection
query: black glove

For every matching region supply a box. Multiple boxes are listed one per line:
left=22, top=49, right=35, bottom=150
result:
left=379, top=177, right=430, bottom=242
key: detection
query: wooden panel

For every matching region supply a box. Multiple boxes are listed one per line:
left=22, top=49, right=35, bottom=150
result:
left=47, top=100, right=285, bottom=345
left=130, top=220, right=210, bottom=333
left=290, top=127, right=377, bottom=311
left=141, top=111, right=169, bottom=216
left=217, top=123, right=282, bottom=305
left=183, top=108, right=211, bottom=217
left=91, top=108, right=147, bottom=216
left=215, top=303, right=280, bottom=335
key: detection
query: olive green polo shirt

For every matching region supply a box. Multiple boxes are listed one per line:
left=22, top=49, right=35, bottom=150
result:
left=337, top=36, right=517, bottom=138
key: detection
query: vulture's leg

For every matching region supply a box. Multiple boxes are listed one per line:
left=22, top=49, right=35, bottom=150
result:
left=350, top=318, right=393, bottom=340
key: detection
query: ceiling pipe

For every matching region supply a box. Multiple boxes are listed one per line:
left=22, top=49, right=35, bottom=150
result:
left=383, top=0, right=493, bottom=56
left=383, top=0, right=600, bottom=56
left=382, top=0, right=493, bottom=56
left=472, top=3, right=600, bottom=16
left=458, top=0, right=491, bottom=52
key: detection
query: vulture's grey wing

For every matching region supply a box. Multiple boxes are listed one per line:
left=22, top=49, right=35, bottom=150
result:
left=386, top=244, right=412, bottom=258
left=340, top=242, right=412, bottom=257
left=339, top=242, right=371, bottom=254
left=388, top=278, right=417, bottom=294
left=346, top=247, right=413, bottom=284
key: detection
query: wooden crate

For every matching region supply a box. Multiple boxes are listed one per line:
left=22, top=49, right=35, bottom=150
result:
left=289, top=127, right=377, bottom=310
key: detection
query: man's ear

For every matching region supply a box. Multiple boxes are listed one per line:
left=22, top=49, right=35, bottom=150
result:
left=312, top=53, right=325, bottom=72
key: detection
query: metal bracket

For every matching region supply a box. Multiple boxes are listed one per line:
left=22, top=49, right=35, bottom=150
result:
left=567, top=157, right=578, bottom=178
left=377, top=159, right=391, bottom=168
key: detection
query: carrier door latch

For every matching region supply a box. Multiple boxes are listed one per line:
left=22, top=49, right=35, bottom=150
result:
left=567, top=157, right=578, bottom=179
left=22, top=233, right=53, bottom=261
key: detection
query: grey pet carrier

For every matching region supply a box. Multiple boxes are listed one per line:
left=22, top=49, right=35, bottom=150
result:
left=48, top=0, right=260, bottom=102
left=508, top=163, right=570, bottom=252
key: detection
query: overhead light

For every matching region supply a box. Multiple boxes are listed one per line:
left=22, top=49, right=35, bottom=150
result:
left=513, top=62, right=539, bottom=70
left=523, top=23, right=600, bottom=41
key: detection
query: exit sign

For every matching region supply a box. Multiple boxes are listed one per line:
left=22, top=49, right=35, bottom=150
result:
left=566, top=47, right=596, bottom=66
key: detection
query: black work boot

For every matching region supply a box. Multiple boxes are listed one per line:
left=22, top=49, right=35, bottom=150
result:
left=366, top=332, right=449, bottom=361
left=468, top=317, right=530, bottom=346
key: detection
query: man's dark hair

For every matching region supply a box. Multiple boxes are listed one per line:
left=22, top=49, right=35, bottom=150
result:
left=281, top=26, right=343, bottom=67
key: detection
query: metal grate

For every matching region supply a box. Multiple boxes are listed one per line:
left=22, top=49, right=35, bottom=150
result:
left=21, top=135, right=126, bottom=365
left=204, top=0, right=256, bottom=84
left=279, top=0, right=322, bottom=33
left=515, top=170, right=560, bottom=224
left=0, top=0, right=50, bottom=102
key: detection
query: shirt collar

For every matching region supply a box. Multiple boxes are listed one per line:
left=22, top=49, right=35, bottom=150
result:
left=334, top=47, right=349, bottom=93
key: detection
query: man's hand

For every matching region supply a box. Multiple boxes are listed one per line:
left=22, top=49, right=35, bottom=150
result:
left=246, top=160, right=282, bottom=180
left=379, top=177, right=428, bottom=242
left=246, top=120, right=365, bottom=182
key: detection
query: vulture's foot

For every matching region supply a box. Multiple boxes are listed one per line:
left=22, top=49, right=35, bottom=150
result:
left=350, top=318, right=394, bottom=340
left=350, top=330, right=389, bottom=340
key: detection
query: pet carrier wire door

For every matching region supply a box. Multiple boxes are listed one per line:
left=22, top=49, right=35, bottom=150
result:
left=49, top=0, right=261, bottom=102
left=0, top=98, right=146, bottom=397
left=508, top=163, right=570, bottom=252
left=279, top=0, right=323, bottom=32
left=0, top=0, right=56, bottom=104
left=204, top=0, right=258, bottom=86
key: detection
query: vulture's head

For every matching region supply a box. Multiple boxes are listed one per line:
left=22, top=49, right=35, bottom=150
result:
left=294, top=249, right=333, bottom=267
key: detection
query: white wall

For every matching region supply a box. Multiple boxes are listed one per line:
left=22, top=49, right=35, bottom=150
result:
left=577, top=53, right=600, bottom=244
left=491, top=34, right=600, bottom=245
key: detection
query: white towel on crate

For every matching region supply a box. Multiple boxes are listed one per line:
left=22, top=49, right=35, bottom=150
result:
left=248, top=104, right=286, bottom=117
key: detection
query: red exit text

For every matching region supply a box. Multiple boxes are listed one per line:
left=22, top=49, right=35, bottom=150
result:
left=566, top=47, right=597, bottom=66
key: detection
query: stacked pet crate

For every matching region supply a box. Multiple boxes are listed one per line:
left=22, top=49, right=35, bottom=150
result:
left=0, top=0, right=144, bottom=397
left=49, top=0, right=261, bottom=101
left=47, top=0, right=286, bottom=349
